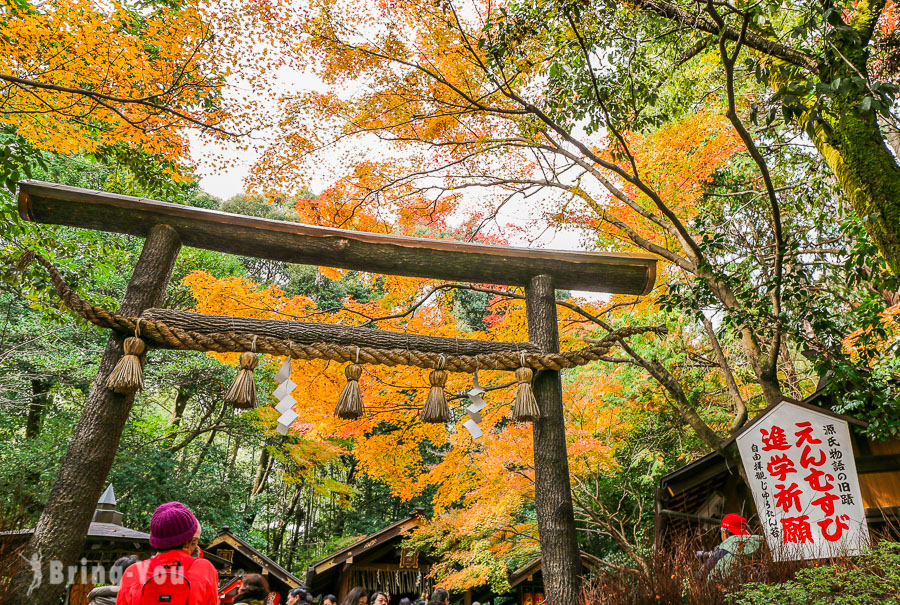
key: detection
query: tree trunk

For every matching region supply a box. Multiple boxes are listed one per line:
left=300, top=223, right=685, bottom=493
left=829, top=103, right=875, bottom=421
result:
left=809, top=7, right=900, bottom=274
left=272, top=487, right=303, bottom=555
left=525, top=274, right=581, bottom=604
left=813, top=96, right=900, bottom=274
left=170, top=388, right=190, bottom=426
left=226, top=436, right=240, bottom=480
left=189, top=404, right=229, bottom=479
left=8, top=224, right=181, bottom=603
left=167, top=404, right=217, bottom=453
left=333, top=457, right=356, bottom=536
left=25, top=378, right=51, bottom=439
left=286, top=497, right=305, bottom=570
left=252, top=443, right=273, bottom=496
left=302, top=489, right=314, bottom=553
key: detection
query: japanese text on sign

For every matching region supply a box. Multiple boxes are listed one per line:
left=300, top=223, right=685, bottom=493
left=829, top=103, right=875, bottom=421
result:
left=736, top=401, right=868, bottom=561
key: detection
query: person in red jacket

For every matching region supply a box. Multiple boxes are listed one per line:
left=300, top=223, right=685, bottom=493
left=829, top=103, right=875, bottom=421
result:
left=117, top=502, right=219, bottom=605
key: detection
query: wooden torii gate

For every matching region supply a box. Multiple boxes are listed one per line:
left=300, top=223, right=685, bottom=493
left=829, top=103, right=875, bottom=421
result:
left=11, top=181, right=656, bottom=604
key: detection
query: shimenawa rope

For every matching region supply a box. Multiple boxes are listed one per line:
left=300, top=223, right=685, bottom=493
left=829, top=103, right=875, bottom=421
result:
left=28, top=253, right=660, bottom=373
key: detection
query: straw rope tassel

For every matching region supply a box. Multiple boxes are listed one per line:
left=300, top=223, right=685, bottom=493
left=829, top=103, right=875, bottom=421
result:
left=335, top=363, right=364, bottom=419
left=225, top=351, right=259, bottom=408
left=107, top=336, right=146, bottom=393
left=24, top=253, right=651, bottom=373
left=421, top=367, right=449, bottom=423
left=513, top=366, right=540, bottom=422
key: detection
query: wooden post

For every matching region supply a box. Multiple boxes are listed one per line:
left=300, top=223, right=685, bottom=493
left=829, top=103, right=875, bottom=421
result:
left=525, top=274, right=581, bottom=605
left=338, top=569, right=352, bottom=603
left=9, top=224, right=182, bottom=602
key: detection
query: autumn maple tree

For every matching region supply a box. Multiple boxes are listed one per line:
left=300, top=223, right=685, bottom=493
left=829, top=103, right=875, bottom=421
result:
left=0, top=0, right=276, bottom=183
left=3, top=0, right=898, bottom=601
left=247, top=0, right=749, bottom=451
left=221, top=0, right=900, bottom=595
left=184, top=214, right=640, bottom=594
left=0, top=0, right=281, bottom=600
left=247, top=0, right=896, bottom=430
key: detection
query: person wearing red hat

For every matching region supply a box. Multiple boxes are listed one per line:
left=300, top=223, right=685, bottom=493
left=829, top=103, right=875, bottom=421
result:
left=698, top=513, right=762, bottom=583
left=116, top=502, right=219, bottom=605
left=720, top=513, right=750, bottom=537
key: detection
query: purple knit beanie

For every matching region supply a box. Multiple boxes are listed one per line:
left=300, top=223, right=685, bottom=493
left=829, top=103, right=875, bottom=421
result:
left=149, top=502, right=199, bottom=549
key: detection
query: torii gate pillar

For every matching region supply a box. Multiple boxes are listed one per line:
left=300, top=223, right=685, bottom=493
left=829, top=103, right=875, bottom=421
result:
left=526, top=274, right=582, bottom=603
left=9, top=224, right=182, bottom=602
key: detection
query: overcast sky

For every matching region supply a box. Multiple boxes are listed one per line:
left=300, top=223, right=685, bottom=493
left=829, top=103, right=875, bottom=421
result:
left=187, top=60, right=593, bottom=259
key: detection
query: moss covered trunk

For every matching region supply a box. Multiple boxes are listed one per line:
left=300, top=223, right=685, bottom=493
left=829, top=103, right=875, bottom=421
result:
left=812, top=95, right=900, bottom=275
left=814, top=0, right=900, bottom=274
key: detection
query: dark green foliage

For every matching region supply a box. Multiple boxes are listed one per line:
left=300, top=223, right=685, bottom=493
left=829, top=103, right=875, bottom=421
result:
left=451, top=288, right=490, bottom=332
left=0, top=126, right=45, bottom=193
left=220, top=194, right=300, bottom=223
left=215, top=193, right=380, bottom=308
left=108, top=391, right=261, bottom=542
left=0, top=390, right=80, bottom=528
left=284, top=265, right=378, bottom=309
left=734, top=542, right=900, bottom=605
left=0, top=148, right=445, bottom=579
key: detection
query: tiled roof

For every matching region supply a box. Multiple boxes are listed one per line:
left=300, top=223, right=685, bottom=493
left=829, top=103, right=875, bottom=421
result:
left=206, top=528, right=303, bottom=588
left=0, top=523, right=149, bottom=542
left=87, top=522, right=150, bottom=541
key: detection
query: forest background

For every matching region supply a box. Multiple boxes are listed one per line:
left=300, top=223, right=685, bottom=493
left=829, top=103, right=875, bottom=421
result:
left=0, top=0, right=899, bottom=598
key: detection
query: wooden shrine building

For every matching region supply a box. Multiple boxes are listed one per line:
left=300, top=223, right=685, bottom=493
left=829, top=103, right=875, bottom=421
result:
left=463, top=552, right=599, bottom=605
left=0, top=484, right=304, bottom=604
left=205, top=526, right=305, bottom=604
left=655, top=386, right=900, bottom=548
left=307, top=509, right=600, bottom=605
left=306, top=509, right=433, bottom=603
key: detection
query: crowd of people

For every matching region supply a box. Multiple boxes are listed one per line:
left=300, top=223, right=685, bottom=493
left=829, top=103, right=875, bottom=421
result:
left=338, top=587, right=450, bottom=605
left=86, top=501, right=458, bottom=605
left=88, top=500, right=759, bottom=605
